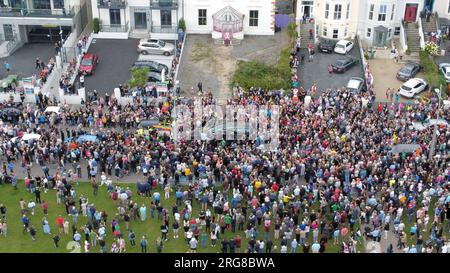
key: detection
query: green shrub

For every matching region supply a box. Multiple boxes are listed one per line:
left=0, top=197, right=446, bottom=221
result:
left=231, top=46, right=292, bottom=91
left=420, top=50, right=447, bottom=94
left=286, top=22, right=298, bottom=41
left=93, top=18, right=100, bottom=33
left=178, top=19, right=186, bottom=32
left=129, top=67, right=150, bottom=88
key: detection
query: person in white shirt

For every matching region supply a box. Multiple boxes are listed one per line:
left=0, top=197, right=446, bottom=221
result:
left=311, top=242, right=320, bottom=253
left=189, top=237, right=198, bottom=253
left=28, top=201, right=36, bottom=215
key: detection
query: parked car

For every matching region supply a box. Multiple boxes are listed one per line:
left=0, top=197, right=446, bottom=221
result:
left=132, top=61, right=169, bottom=75
left=412, top=118, right=449, bottom=131
left=396, top=62, right=421, bottom=81
left=334, top=40, right=354, bottom=54
left=346, top=77, right=366, bottom=93
left=438, top=63, right=450, bottom=83
left=79, top=53, right=99, bottom=75
left=147, top=71, right=164, bottom=83
left=331, top=57, right=358, bottom=73
left=398, top=78, right=428, bottom=98
left=318, top=39, right=336, bottom=53
left=137, top=39, right=175, bottom=56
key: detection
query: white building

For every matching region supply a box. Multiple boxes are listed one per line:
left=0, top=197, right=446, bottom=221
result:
left=296, top=0, right=442, bottom=47
left=91, top=0, right=275, bottom=40
left=0, top=0, right=92, bottom=55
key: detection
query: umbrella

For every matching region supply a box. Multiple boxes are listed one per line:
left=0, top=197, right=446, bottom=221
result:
left=391, top=144, right=421, bottom=154
left=21, top=133, right=41, bottom=141
left=44, top=106, right=61, bottom=114
left=77, top=135, right=98, bottom=143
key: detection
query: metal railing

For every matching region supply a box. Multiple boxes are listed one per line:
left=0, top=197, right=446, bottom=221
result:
left=150, top=0, right=178, bottom=9
left=6, top=38, right=19, bottom=54
left=97, top=0, right=127, bottom=9
left=151, top=25, right=178, bottom=33
left=100, top=23, right=129, bottom=32
left=400, top=19, right=408, bottom=52
left=0, top=7, right=74, bottom=17
left=418, top=17, right=425, bottom=49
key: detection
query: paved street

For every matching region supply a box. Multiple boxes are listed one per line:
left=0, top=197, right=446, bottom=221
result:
left=297, top=41, right=364, bottom=95
left=0, top=43, right=55, bottom=79
left=82, top=38, right=140, bottom=96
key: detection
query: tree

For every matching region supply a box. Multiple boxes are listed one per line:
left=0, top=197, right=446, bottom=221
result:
left=286, top=22, right=298, bottom=42
left=93, top=18, right=100, bottom=33
left=178, top=19, right=186, bottom=32
left=129, top=67, right=150, bottom=88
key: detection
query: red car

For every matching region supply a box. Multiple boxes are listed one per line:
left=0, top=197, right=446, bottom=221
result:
left=79, top=53, right=99, bottom=75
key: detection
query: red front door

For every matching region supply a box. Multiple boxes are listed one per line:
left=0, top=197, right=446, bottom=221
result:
left=404, top=5, right=418, bottom=22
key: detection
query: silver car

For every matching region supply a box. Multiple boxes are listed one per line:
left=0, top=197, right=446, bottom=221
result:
left=412, top=119, right=449, bottom=131
left=137, top=39, right=175, bottom=56
left=439, top=63, right=450, bottom=83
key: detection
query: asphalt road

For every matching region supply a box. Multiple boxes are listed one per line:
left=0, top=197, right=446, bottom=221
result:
left=0, top=43, right=55, bottom=79
left=82, top=38, right=140, bottom=96
left=297, top=41, right=365, bottom=95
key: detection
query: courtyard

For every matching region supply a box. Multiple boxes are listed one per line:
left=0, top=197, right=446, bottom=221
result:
left=0, top=43, right=55, bottom=79
left=177, top=31, right=291, bottom=99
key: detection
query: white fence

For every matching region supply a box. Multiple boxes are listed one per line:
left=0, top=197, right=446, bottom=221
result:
left=418, top=17, right=425, bottom=50
left=400, top=20, right=408, bottom=53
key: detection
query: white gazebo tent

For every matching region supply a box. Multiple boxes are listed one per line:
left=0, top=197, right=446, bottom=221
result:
left=212, top=6, right=245, bottom=44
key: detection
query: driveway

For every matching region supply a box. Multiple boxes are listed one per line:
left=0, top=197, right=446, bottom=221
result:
left=297, top=41, right=364, bottom=95
left=0, top=43, right=55, bottom=78
left=81, top=38, right=140, bottom=96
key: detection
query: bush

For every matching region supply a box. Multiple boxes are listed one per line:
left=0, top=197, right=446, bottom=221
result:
left=178, top=19, right=186, bottom=32
left=93, top=18, right=100, bottom=33
left=129, top=67, right=150, bottom=88
left=424, top=41, right=439, bottom=56
left=286, top=22, right=298, bottom=41
left=232, top=46, right=292, bottom=91
left=420, top=50, right=447, bottom=92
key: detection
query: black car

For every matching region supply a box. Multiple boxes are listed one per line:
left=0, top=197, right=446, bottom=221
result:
left=332, top=57, right=358, bottom=73
left=396, top=62, right=421, bottom=82
left=147, top=72, right=163, bottom=83
left=318, top=39, right=336, bottom=53
left=133, top=61, right=169, bottom=75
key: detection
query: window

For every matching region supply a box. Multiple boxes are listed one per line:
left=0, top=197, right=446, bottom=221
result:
left=394, top=26, right=400, bottom=35
left=325, top=3, right=329, bottom=19
left=367, top=28, right=371, bottom=37
left=388, top=28, right=392, bottom=37
left=391, top=4, right=395, bottom=21
left=109, top=9, right=121, bottom=25
left=333, top=29, right=338, bottom=39
left=249, top=10, right=258, bottom=26
left=344, top=27, right=347, bottom=37
left=53, top=0, right=64, bottom=9
left=346, top=3, right=350, bottom=19
left=198, top=9, right=207, bottom=26
left=369, top=4, right=374, bottom=20
left=378, top=5, right=387, bottom=21
left=448, top=1, right=450, bottom=13
left=323, top=26, right=327, bottom=36
left=334, top=4, right=342, bottom=20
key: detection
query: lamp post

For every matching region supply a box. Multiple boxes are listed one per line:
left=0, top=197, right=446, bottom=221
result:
left=428, top=85, right=441, bottom=161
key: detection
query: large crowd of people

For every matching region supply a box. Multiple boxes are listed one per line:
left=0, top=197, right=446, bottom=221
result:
left=0, top=44, right=449, bottom=254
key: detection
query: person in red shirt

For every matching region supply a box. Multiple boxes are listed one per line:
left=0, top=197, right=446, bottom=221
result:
left=272, top=182, right=279, bottom=192
left=57, top=215, right=64, bottom=234
left=41, top=200, right=48, bottom=215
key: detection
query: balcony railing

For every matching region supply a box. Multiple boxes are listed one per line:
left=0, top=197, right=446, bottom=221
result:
left=100, top=23, right=129, bottom=32
left=151, top=25, right=178, bottom=33
left=0, top=7, right=75, bottom=18
left=97, top=0, right=127, bottom=9
left=150, top=0, right=178, bottom=9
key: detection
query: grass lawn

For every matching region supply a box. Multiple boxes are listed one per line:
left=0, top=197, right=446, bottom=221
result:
left=0, top=181, right=365, bottom=253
